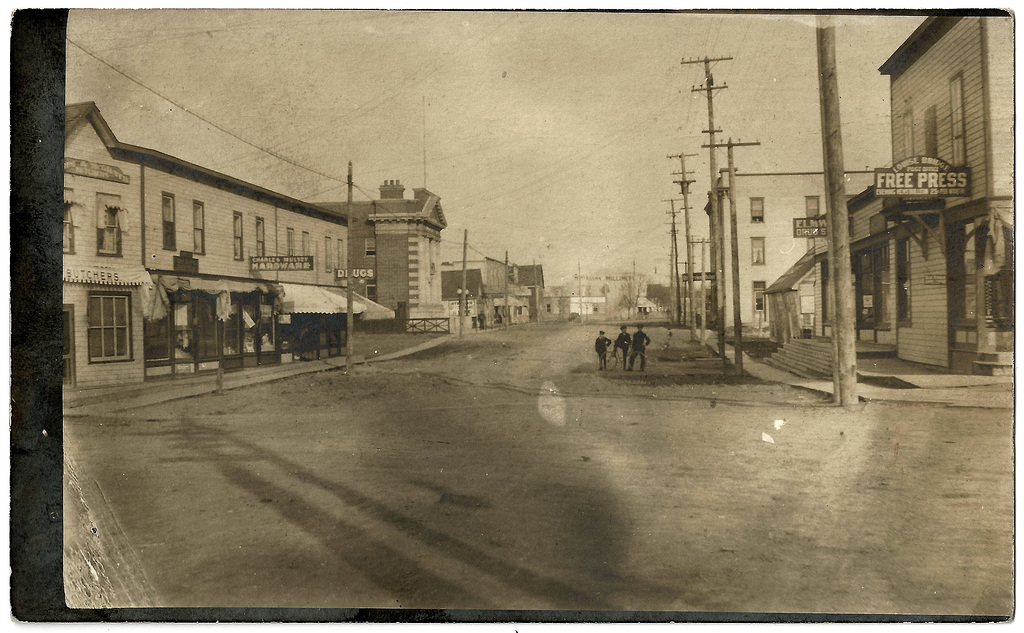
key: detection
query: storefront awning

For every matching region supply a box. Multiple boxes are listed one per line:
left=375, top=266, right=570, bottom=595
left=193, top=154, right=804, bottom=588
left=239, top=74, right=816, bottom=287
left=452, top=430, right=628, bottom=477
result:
left=336, top=289, right=396, bottom=320
left=278, top=283, right=364, bottom=315
left=63, top=265, right=151, bottom=286
left=159, top=276, right=271, bottom=295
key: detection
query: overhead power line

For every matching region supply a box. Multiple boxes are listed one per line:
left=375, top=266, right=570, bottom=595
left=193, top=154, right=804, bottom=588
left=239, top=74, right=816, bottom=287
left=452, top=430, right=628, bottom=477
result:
left=67, top=36, right=370, bottom=197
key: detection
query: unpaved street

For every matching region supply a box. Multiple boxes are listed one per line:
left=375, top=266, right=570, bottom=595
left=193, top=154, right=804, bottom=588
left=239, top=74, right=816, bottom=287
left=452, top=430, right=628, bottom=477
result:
left=64, top=323, right=1013, bottom=615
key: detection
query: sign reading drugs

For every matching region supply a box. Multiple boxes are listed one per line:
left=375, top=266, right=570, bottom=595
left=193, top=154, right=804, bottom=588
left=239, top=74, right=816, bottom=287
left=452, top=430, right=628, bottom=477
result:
left=794, top=216, right=828, bottom=237
left=874, top=157, right=970, bottom=198
left=250, top=255, right=314, bottom=271
left=335, top=268, right=375, bottom=280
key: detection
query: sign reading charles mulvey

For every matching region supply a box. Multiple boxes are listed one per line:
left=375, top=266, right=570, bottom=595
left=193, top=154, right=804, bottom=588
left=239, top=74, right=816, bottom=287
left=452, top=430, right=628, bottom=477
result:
left=250, top=255, right=314, bottom=271
left=874, top=156, right=970, bottom=198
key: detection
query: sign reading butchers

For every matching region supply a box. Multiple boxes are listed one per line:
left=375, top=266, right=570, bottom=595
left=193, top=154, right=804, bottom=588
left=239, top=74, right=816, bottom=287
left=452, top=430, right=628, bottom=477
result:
left=874, top=156, right=970, bottom=198
left=250, top=255, right=314, bottom=271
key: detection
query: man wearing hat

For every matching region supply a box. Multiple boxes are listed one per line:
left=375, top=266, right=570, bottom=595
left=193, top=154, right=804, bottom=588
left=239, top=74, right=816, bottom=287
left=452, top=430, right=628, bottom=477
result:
left=613, top=324, right=632, bottom=370
left=594, top=330, right=613, bottom=370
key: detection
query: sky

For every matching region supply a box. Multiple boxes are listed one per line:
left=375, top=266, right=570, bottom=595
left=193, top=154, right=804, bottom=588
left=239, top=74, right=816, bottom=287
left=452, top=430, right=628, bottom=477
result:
left=66, top=9, right=925, bottom=286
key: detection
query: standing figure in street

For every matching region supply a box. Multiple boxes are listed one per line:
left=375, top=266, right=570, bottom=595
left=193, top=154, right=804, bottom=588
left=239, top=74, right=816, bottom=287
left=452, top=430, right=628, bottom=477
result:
left=594, top=330, right=613, bottom=370
left=628, top=324, right=651, bottom=371
left=614, top=325, right=632, bottom=370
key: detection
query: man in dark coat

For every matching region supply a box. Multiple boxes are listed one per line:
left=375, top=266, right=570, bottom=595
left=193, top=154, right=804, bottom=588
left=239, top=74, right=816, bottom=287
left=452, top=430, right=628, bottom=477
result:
left=613, top=325, right=631, bottom=370
left=594, top=330, right=613, bottom=370
left=628, top=324, right=652, bottom=371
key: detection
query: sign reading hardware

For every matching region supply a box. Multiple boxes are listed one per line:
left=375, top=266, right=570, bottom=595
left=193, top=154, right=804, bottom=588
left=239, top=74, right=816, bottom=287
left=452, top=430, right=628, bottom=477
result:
left=874, top=157, right=970, bottom=198
left=250, top=255, right=314, bottom=271
left=794, top=216, right=828, bottom=237
left=335, top=268, right=375, bottom=279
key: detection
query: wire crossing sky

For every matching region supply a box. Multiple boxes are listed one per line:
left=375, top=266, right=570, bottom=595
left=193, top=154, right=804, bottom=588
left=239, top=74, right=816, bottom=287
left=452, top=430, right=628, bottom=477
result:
left=66, top=10, right=923, bottom=285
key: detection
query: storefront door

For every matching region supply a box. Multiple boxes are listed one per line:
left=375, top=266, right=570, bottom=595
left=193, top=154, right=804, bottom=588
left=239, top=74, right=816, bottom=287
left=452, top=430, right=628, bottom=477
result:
left=62, top=305, right=75, bottom=386
left=855, top=244, right=890, bottom=340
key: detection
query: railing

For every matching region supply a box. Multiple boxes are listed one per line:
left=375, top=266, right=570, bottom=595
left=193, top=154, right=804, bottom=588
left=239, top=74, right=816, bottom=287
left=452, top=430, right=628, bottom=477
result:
left=405, top=318, right=450, bottom=334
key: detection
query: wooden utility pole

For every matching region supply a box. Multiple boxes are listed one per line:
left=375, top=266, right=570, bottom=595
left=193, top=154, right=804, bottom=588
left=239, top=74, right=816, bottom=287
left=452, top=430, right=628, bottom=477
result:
left=704, top=138, right=760, bottom=373
left=685, top=55, right=731, bottom=370
left=817, top=17, right=857, bottom=405
left=669, top=151, right=697, bottom=329
left=459, top=229, right=468, bottom=339
left=345, top=161, right=355, bottom=372
left=577, top=261, right=584, bottom=324
left=664, top=198, right=684, bottom=326
left=699, top=238, right=707, bottom=342
left=503, top=250, right=509, bottom=329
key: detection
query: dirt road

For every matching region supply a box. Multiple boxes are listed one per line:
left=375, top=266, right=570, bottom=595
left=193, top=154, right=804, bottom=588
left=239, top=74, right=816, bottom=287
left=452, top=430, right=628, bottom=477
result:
left=63, top=322, right=1014, bottom=616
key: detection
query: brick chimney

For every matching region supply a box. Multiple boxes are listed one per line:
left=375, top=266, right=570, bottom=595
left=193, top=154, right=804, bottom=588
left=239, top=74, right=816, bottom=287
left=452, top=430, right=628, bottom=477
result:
left=379, top=179, right=405, bottom=200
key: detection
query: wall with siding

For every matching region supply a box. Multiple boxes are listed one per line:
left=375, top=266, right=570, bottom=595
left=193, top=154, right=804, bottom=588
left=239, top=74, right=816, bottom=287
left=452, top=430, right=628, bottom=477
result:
left=64, top=124, right=142, bottom=266
left=728, top=171, right=873, bottom=328
left=63, top=284, right=145, bottom=388
left=897, top=238, right=949, bottom=367
left=890, top=19, right=987, bottom=199
left=141, top=167, right=346, bottom=287
left=983, top=17, right=1014, bottom=197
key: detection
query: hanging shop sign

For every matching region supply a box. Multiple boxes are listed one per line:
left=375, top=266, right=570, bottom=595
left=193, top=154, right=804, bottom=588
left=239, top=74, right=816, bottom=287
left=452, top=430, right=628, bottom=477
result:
left=794, top=216, right=828, bottom=238
left=874, top=157, right=970, bottom=198
left=335, top=268, right=375, bottom=280
left=250, top=255, right=314, bottom=271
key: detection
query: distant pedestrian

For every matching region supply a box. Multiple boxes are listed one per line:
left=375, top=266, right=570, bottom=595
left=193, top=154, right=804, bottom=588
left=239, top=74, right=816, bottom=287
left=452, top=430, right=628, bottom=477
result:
left=613, top=325, right=631, bottom=370
left=594, top=330, right=613, bottom=370
left=628, top=324, right=652, bottom=371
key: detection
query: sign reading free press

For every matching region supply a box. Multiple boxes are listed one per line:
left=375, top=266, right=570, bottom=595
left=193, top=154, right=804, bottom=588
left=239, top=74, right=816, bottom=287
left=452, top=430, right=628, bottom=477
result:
left=874, top=156, right=970, bottom=198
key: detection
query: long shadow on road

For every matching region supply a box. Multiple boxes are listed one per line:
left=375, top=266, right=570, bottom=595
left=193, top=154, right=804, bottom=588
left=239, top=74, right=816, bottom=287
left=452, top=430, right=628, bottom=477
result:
left=156, top=415, right=624, bottom=610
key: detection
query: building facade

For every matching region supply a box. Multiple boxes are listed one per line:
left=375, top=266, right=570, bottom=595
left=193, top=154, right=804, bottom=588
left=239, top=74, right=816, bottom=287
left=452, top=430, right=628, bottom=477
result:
left=322, top=179, right=447, bottom=321
left=64, top=102, right=364, bottom=388
left=712, top=170, right=875, bottom=332
left=767, top=16, right=1013, bottom=375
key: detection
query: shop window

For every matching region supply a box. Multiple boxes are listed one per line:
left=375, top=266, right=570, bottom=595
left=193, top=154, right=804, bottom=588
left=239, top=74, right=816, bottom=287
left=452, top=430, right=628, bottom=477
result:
left=365, top=237, right=376, bottom=257
left=193, top=201, right=206, bottom=254
left=924, top=105, right=938, bottom=158
left=750, top=198, right=764, bottom=223
left=194, top=296, right=219, bottom=361
left=947, top=222, right=977, bottom=324
left=63, top=189, right=75, bottom=253
left=96, top=193, right=122, bottom=256
left=144, top=312, right=171, bottom=362
left=233, top=212, right=243, bottom=260
left=365, top=283, right=377, bottom=301
left=804, top=196, right=819, bottom=218
left=162, top=193, right=176, bottom=250
left=255, top=217, right=266, bottom=257
left=753, top=281, right=766, bottom=313
left=325, top=237, right=333, bottom=271
left=87, top=292, right=131, bottom=362
left=224, top=299, right=240, bottom=356
left=896, top=238, right=911, bottom=323
left=258, top=294, right=275, bottom=352
left=301, top=231, right=310, bottom=256
left=173, top=300, right=192, bottom=361
left=287, top=228, right=295, bottom=256
left=950, top=74, right=966, bottom=165
left=751, top=237, right=765, bottom=266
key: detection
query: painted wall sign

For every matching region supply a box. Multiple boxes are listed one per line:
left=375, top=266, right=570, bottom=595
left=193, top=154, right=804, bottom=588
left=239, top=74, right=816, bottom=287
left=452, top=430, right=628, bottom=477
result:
left=335, top=268, right=376, bottom=279
left=250, top=255, right=314, bottom=271
left=64, top=157, right=131, bottom=184
left=64, top=267, right=125, bottom=284
left=794, top=217, right=828, bottom=237
left=874, top=157, right=970, bottom=198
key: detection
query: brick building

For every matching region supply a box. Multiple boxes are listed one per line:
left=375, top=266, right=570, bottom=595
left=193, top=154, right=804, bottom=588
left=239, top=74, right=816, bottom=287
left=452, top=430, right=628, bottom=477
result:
left=321, top=179, right=447, bottom=320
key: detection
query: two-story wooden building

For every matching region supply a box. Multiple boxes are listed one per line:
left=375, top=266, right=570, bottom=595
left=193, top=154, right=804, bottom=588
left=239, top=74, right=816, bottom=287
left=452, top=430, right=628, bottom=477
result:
left=766, top=16, right=1013, bottom=375
left=64, top=102, right=380, bottom=388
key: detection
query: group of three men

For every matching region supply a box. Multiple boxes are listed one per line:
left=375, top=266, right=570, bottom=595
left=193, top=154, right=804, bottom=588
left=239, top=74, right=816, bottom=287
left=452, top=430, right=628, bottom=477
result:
left=595, top=324, right=651, bottom=371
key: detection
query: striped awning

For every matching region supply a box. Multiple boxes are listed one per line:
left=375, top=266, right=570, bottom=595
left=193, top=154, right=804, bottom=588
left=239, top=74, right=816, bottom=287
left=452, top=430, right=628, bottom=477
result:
left=63, top=265, right=150, bottom=286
